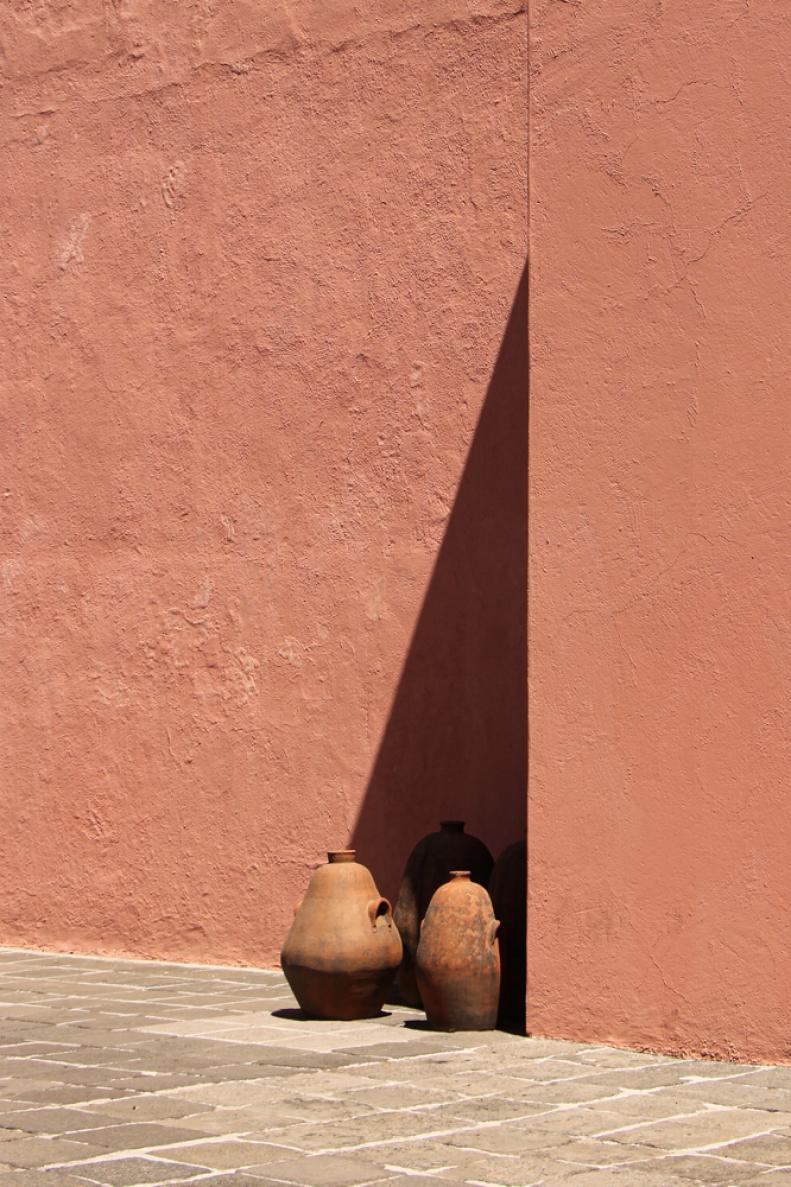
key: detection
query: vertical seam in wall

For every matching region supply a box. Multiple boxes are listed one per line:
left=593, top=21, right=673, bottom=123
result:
left=525, top=0, right=532, bottom=1035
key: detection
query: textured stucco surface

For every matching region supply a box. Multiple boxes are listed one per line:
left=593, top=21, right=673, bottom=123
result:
left=0, top=3, right=527, bottom=964
left=529, top=1, right=791, bottom=1061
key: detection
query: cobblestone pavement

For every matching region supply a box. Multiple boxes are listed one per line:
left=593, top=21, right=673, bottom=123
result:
left=0, top=950, right=789, bottom=1186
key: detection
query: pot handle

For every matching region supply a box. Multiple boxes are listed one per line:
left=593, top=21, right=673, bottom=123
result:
left=489, top=919, right=500, bottom=946
left=367, top=897, right=392, bottom=928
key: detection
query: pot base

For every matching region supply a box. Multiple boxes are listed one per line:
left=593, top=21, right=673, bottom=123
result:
left=282, top=963, right=394, bottom=1021
left=419, top=971, right=499, bottom=1031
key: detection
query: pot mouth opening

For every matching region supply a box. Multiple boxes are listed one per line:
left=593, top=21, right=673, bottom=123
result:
left=328, top=850, right=356, bottom=864
left=440, top=820, right=465, bottom=833
left=449, top=869, right=471, bottom=880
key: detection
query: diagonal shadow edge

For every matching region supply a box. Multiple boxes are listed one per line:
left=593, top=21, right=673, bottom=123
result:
left=349, top=261, right=528, bottom=924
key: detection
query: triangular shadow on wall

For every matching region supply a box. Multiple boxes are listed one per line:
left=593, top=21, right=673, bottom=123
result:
left=350, top=261, right=528, bottom=1022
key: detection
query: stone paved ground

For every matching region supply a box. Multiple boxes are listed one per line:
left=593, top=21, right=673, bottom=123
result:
left=0, top=950, right=789, bottom=1186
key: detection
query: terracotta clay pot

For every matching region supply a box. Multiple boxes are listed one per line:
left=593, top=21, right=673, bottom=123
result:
left=415, top=871, right=500, bottom=1031
left=393, top=821, right=493, bottom=1006
left=281, top=850, right=402, bottom=1020
left=489, top=840, right=526, bottom=1027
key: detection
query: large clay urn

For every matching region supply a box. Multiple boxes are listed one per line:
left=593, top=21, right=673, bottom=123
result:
left=281, top=850, right=402, bottom=1020
left=416, top=871, right=500, bottom=1031
left=489, top=840, right=526, bottom=1027
left=393, top=821, right=493, bottom=1006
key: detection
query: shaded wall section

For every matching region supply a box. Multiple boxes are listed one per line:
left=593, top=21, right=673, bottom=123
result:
left=0, top=2, right=527, bottom=964
left=528, top=0, right=791, bottom=1061
left=351, top=266, right=528, bottom=903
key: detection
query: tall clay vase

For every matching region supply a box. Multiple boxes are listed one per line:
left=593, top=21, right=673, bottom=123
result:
left=416, top=871, right=500, bottom=1031
left=281, top=850, right=402, bottom=1020
left=489, top=840, right=526, bottom=1027
left=393, top=821, right=493, bottom=1007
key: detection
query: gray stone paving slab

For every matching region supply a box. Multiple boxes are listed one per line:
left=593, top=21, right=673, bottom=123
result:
left=237, top=1050, right=362, bottom=1071
left=557, top=1170, right=677, bottom=1185
left=174, top=1108, right=274, bottom=1135
left=245, top=1154, right=393, bottom=1185
left=673, top=1079, right=791, bottom=1111
left=0, top=1173, right=92, bottom=1187
left=62, top=1156, right=212, bottom=1184
left=79, top=1098, right=210, bottom=1123
left=250, top=1100, right=375, bottom=1126
left=382, top=1179, right=471, bottom=1186
left=604, top=1106, right=791, bottom=1149
left=151, top=1141, right=301, bottom=1169
left=7, top=1111, right=124, bottom=1136
left=66, top=1123, right=211, bottom=1151
left=84, top=1076, right=208, bottom=1094
left=657, top=1153, right=777, bottom=1181
left=0, top=1136, right=109, bottom=1167
left=167, top=1178, right=283, bottom=1187
left=0, top=1128, right=27, bottom=1143
left=1, top=950, right=791, bottom=1187
left=711, top=1132, right=791, bottom=1163
left=445, top=1095, right=548, bottom=1123
left=353, top=1137, right=468, bottom=1170
left=562, top=1139, right=680, bottom=1167
left=444, top=1125, right=573, bottom=1154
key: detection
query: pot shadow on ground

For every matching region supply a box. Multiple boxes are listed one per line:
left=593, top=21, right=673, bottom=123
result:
left=271, top=1007, right=393, bottom=1022
left=402, top=1015, right=525, bottom=1036
left=349, top=261, right=528, bottom=1030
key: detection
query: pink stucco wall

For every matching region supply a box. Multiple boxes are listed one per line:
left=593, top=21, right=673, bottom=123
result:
left=0, top=3, right=527, bottom=965
left=528, top=1, right=791, bottom=1062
